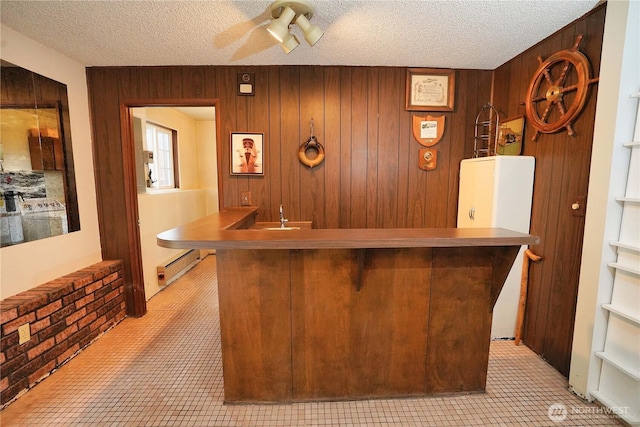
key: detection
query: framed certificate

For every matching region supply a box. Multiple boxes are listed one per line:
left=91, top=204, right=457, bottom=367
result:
left=406, top=68, right=455, bottom=112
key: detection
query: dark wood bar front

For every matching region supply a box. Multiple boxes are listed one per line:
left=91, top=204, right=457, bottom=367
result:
left=157, top=208, right=539, bottom=403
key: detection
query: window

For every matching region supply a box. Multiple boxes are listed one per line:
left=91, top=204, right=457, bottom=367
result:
left=145, top=123, right=178, bottom=189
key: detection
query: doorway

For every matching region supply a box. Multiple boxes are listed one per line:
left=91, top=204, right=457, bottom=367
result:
left=119, top=100, right=220, bottom=316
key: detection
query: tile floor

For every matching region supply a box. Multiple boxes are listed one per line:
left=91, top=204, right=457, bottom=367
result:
left=1, top=255, right=623, bottom=426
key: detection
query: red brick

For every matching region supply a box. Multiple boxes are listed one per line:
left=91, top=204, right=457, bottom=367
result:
left=104, top=289, right=120, bottom=304
left=38, top=320, right=67, bottom=341
left=75, top=294, right=95, bottom=310
left=0, top=308, right=18, bottom=325
left=89, top=315, right=106, bottom=332
left=65, top=308, right=87, bottom=326
left=16, top=293, right=50, bottom=316
left=56, top=343, right=80, bottom=365
left=36, top=299, right=63, bottom=319
left=27, top=338, right=54, bottom=360
left=0, top=352, right=5, bottom=364
left=85, top=280, right=104, bottom=295
left=72, top=275, right=95, bottom=290
left=67, top=327, right=91, bottom=347
left=94, top=283, right=114, bottom=299
left=99, top=321, right=112, bottom=334
left=28, top=359, right=56, bottom=384
left=1, top=377, right=28, bottom=405
left=79, top=329, right=99, bottom=348
left=102, top=272, right=120, bottom=285
left=62, top=289, right=86, bottom=306
left=41, top=341, right=68, bottom=364
left=51, top=304, right=75, bottom=324
left=2, top=313, right=36, bottom=335
left=30, top=317, right=51, bottom=335
left=78, top=312, right=97, bottom=329
left=55, top=324, right=78, bottom=344
left=1, top=332, right=19, bottom=353
left=45, top=283, right=75, bottom=301
left=1, top=353, right=27, bottom=377
left=0, top=376, right=8, bottom=393
left=85, top=297, right=105, bottom=314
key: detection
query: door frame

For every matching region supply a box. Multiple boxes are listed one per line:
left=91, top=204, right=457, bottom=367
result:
left=119, top=98, right=221, bottom=317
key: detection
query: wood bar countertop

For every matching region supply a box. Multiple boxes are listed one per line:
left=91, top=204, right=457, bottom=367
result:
left=157, top=207, right=540, bottom=250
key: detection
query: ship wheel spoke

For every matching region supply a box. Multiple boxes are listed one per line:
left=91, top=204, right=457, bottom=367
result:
left=530, top=94, right=548, bottom=103
left=542, top=67, right=555, bottom=86
left=558, top=83, right=579, bottom=94
left=555, top=61, right=572, bottom=87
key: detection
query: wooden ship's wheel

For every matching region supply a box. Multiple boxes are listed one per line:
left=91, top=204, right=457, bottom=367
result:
left=525, top=35, right=599, bottom=141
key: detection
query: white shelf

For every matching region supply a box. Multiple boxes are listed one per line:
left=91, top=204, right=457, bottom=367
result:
left=617, top=197, right=640, bottom=203
left=610, top=241, right=640, bottom=252
left=591, top=390, right=640, bottom=426
left=608, top=262, right=640, bottom=275
left=603, top=303, right=640, bottom=325
left=624, top=142, right=640, bottom=148
left=596, top=351, right=640, bottom=380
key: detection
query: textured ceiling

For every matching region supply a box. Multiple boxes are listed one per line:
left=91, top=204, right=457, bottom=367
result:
left=1, top=0, right=599, bottom=69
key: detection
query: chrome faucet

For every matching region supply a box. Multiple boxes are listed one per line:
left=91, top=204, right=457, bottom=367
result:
left=279, top=203, right=288, bottom=228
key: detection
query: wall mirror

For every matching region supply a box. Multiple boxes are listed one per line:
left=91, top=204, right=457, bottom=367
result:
left=0, top=60, right=80, bottom=247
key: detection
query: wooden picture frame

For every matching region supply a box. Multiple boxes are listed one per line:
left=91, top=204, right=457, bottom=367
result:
left=406, top=68, right=455, bottom=112
left=230, top=132, right=264, bottom=175
left=497, top=116, right=525, bottom=156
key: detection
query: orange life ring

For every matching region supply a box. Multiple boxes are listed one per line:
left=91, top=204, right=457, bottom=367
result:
left=298, top=138, right=325, bottom=168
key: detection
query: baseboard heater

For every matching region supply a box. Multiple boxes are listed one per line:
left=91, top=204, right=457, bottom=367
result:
left=157, top=249, right=200, bottom=286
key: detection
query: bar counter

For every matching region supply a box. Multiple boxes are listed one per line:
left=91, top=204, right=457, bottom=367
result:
left=157, top=207, right=539, bottom=403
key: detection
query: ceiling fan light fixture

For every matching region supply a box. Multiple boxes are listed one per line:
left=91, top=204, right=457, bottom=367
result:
left=295, top=13, right=323, bottom=46
left=267, top=6, right=296, bottom=43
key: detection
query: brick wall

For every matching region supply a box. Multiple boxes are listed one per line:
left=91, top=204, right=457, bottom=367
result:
left=0, top=260, right=125, bottom=406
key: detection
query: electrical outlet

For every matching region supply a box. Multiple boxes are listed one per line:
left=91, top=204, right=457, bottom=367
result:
left=18, top=323, right=30, bottom=345
left=240, top=191, right=252, bottom=206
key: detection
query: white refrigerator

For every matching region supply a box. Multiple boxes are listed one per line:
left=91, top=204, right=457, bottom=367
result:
left=457, top=156, right=535, bottom=339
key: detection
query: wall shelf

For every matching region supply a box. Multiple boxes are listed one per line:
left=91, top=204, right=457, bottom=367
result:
left=595, top=351, right=640, bottom=381
left=591, top=390, right=640, bottom=426
left=610, top=241, right=640, bottom=252
left=603, top=303, right=640, bottom=326
left=608, top=262, right=640, bottom=276
left=616, top=197, right=640, bottom=203
left=593, top=89, right=640, bottom=426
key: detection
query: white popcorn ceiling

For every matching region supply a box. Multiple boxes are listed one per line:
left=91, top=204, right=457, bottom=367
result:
left=0, top=0, right=600, bottom=69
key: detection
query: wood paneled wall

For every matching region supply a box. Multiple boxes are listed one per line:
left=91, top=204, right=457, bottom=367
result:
left=492, top=4, right=606, bottom=376
left=218, top=66, right=491, bottom=229
left=86, top=65, right=492, bottom=314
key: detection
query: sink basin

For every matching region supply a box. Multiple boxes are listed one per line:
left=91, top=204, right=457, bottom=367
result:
left=261, top=226, right=301, bottom=231
left=250, top=221, right=312, bottom=230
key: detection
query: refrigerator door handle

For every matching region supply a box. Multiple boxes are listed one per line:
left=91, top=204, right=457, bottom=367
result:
left=469, top=207, right=475, bottom=221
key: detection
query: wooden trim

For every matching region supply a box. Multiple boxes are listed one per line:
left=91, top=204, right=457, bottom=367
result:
left=118, top=98, right=221, bottom=317
left=118, top=103, right=146, bottom=317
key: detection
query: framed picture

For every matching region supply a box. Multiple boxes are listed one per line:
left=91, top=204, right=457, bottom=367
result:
left=497, top=116, right=525, bottom=156
left=406, top=68, right=455, bottom=112
left=230, top=132, right=264, bottom=175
